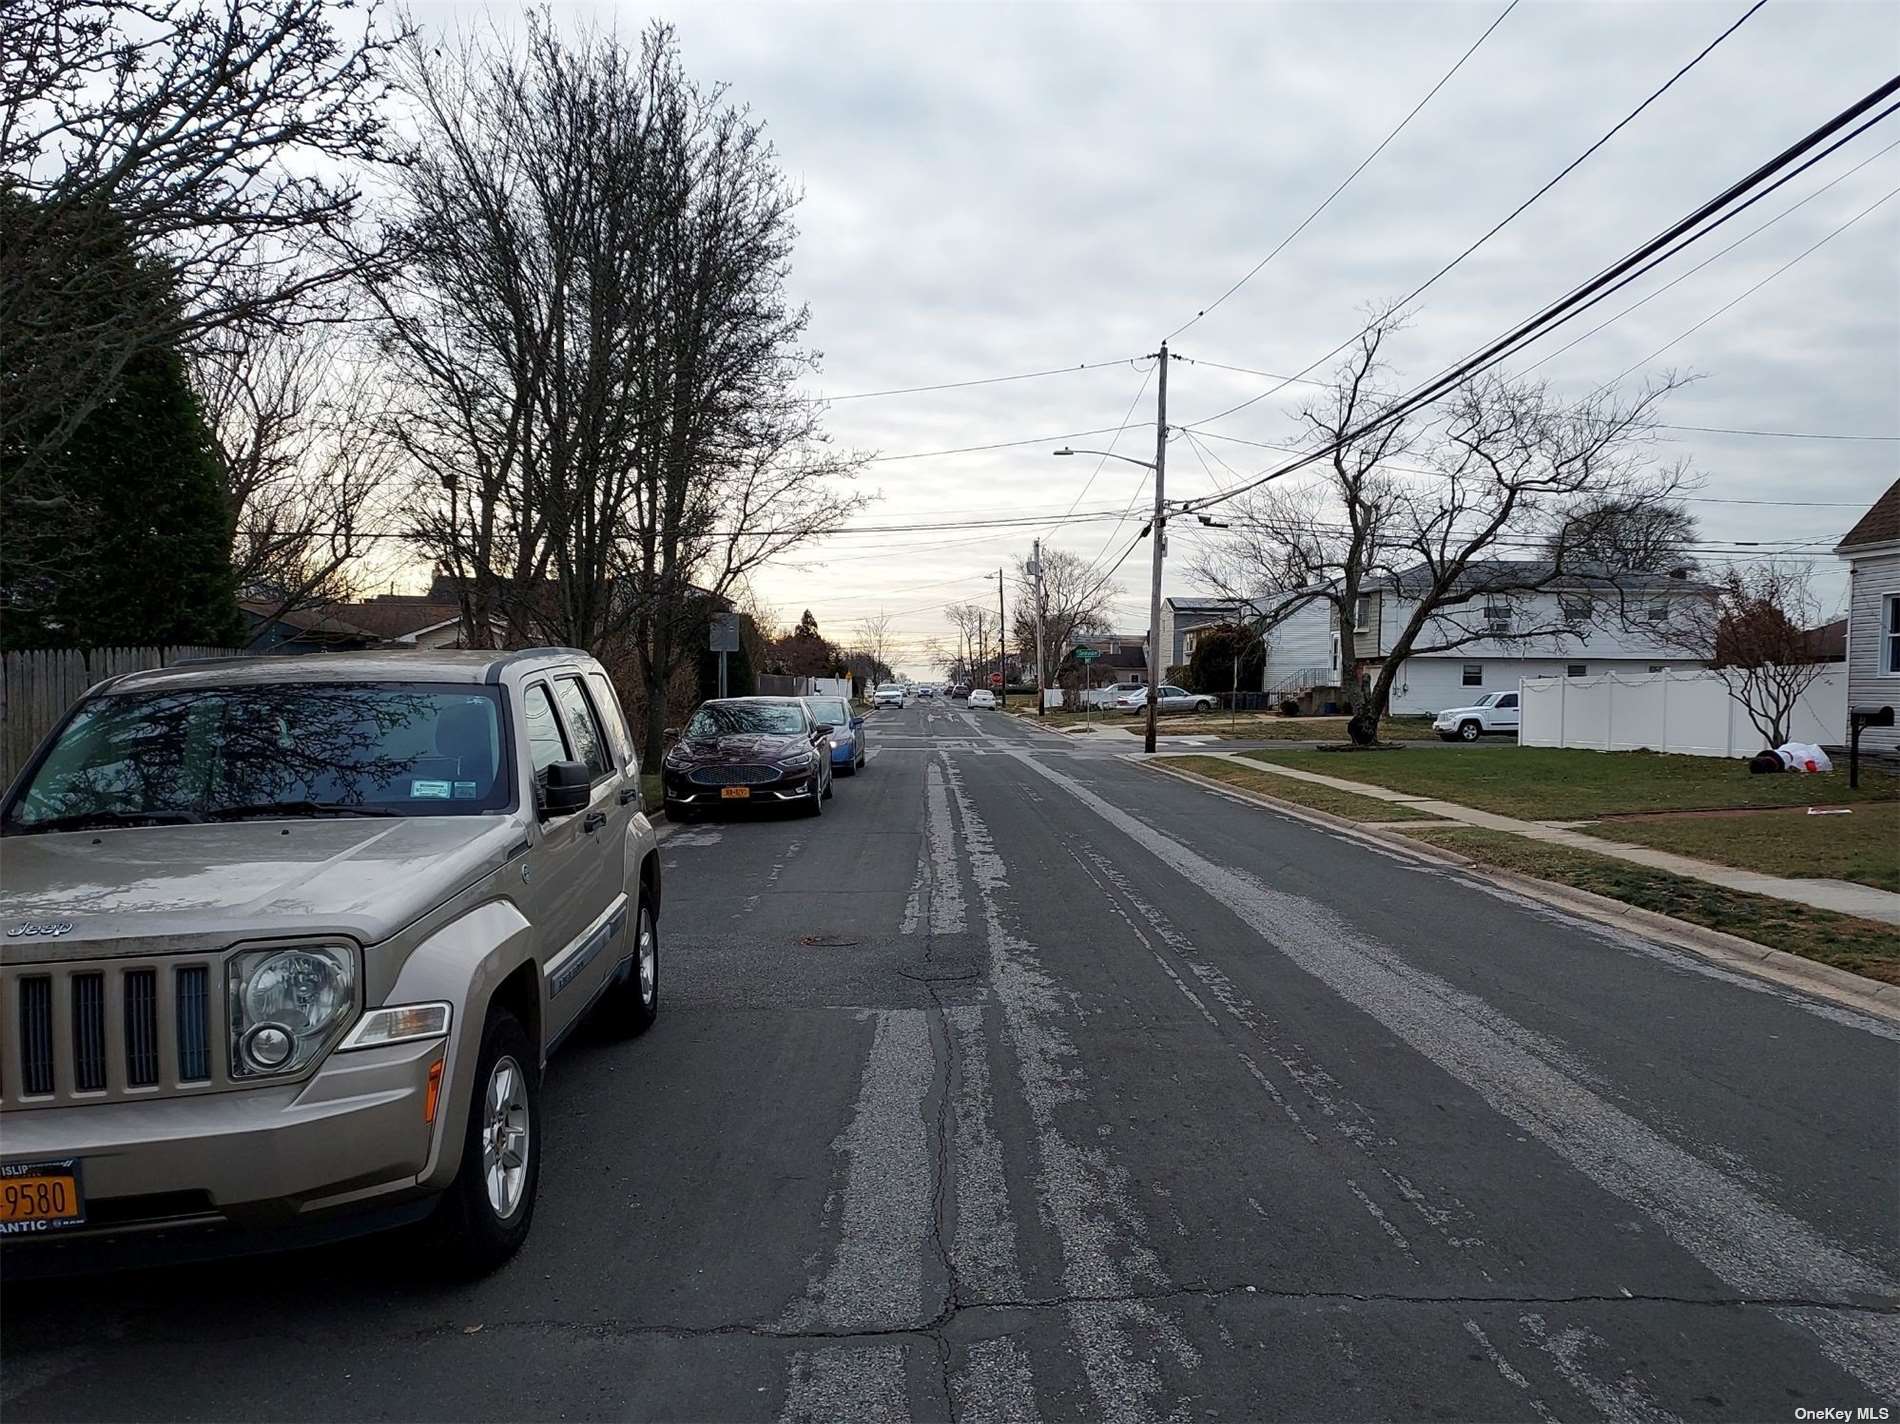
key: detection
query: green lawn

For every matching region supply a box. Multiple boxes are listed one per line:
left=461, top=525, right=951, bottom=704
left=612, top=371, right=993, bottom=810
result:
left=1241, top=746, right=1900, bottom=820
left=1584, top=802, right=1900, bottom=894
left=1397, top=826, right=1900, bottom=986
left=1160, top=756, right=1444, bottom=822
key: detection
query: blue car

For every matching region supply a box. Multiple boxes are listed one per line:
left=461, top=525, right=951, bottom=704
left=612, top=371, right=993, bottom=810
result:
left=804, top=695, right=867, bottom=775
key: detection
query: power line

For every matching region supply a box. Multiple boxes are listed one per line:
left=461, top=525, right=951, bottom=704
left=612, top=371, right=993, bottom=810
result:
left=1181, top=0, right=1770, bottom=431
left=1510, top=131, right=1900, bottom=379
left=1181, top=368, right=1900, bottom=444
left=1185, top=427, right=1880, bottom=504
left=1602, top=183, right=1900, bottom=385
left=816, top=355, right=1148, bottom=403
left=1046, top=361, right=1157, bottom=532
left=1165, top=0, right=1520, bottom=341
left=1178, top=76, right=1900, bottom=516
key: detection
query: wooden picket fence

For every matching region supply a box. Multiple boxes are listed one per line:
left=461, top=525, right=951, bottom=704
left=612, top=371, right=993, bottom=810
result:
left=1, top=645, right=235, bottom=785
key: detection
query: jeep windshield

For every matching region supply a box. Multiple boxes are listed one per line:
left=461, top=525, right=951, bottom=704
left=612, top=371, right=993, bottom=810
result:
left=2, top=684, right=511, bottom=833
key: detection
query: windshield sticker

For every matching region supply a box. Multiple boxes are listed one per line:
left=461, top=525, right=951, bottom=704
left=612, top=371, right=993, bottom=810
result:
left=453, top=781, right=479, bottom=799
left=410, top=780, right=452, bottom=799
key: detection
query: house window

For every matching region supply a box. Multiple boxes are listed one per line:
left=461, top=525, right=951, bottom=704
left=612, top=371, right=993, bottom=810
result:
left=1483, top=601, right=1511, bottom=631
left=1648, top=665, right=1665, bottom=673
left=1462, top=664, right=1483, bottom=687
left=1886, top=594, right=1900, bottom=674
left=1354, top=594, right=1371, bottom=627
left=1646, top=600, right=1670, bottom=622
left=1567, top=664, right=1587, bottom=678
left=1559, top=594, right=1594, bottom=623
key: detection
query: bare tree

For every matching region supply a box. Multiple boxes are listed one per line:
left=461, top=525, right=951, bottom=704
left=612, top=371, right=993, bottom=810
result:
left=1, top=0, right=407, bottom=487
left=855, top=611, right=896, bottom=684
left=1192, top=308, right=1694, bottom=744
left=1542, top=497, right=1699, bottom=573
left=1661, top=561, right=1828, bottom=748
left=192, top=321, right=403, bottom=636
left=944, top=603, right=998, bottom=685
left=378, top=18, right=865, bottom=758
left=1011, top=546, right=1118, bottom=683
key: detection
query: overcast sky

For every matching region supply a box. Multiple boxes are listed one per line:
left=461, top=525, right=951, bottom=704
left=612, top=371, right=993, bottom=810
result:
left=416, top=0, right=1899, bottom=675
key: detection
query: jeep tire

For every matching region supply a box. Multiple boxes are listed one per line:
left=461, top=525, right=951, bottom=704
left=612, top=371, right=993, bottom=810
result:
left=431, top=1007, right=540, bottom=1275
left=601, top=899, right=660, bottom=1037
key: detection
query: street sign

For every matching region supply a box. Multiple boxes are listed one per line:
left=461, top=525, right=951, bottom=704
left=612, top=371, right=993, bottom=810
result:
left=1073, top=647, right=1100, bottom=662
left=989, top=672, right=1004, bottom=687
left=709, top=613, right=740, bottom=653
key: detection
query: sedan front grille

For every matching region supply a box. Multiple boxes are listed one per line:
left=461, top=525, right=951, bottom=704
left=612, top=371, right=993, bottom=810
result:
left=3, top=957, right=224, bottom=1104
left=689, top=764, right=779, bottom=786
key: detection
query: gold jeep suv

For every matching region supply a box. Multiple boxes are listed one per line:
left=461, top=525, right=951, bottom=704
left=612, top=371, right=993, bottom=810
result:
left=0, top=648, right=662, bottom=1274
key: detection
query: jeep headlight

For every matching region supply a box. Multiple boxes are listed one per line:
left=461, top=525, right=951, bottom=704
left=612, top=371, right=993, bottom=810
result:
left=228, top=944, right=357, bottom=1076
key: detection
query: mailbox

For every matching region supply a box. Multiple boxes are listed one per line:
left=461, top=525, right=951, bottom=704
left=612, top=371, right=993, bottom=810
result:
left=1847, top=705, right=1894, bottom=788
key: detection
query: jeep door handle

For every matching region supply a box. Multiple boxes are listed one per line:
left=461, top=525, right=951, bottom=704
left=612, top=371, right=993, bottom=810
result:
left=617, top=786, right=640, bottom=805
left=583, top=811, right=608, bottom=832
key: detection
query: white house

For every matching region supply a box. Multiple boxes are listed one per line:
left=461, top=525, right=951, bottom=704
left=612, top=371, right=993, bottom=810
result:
left=1159, top=597, right=1242, bottom=671
left=1835, top=478, right=1900, bottom=756
left=1340, top=562, right=1711, bottom=715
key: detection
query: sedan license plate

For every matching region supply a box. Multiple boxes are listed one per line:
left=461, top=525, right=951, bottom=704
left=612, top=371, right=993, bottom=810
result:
left=720, top=786, right=751, bottom=800
left=0, top=1159, right=86, bottom=1234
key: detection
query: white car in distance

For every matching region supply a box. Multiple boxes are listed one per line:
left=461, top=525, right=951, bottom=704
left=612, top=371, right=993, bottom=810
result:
left=966, top=688, right=997, bottom=710
left=873, top=682, right=908, bottom=709
left=1433, top=690, right=1520, bottom=741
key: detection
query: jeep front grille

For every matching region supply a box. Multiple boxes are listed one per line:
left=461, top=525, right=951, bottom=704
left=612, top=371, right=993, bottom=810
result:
left=2, top=957, right=226, bottom=1105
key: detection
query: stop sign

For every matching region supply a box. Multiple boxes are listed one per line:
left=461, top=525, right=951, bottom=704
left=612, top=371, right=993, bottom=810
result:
left=989, top=672, right=1003, bottom=687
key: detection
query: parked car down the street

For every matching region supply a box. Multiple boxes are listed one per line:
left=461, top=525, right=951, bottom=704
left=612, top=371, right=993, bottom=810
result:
left=967, top=688, right=997, bottom=709
left=1433, top=690, right=1522, bottom=741
left=804, top=695, right=867, bottom=774
left=1112, top=684, right=1215, bottom=713
left=0, top=649, right=662, bottom=1276
left=873, top=682, right=908, bottom=709
left=662, top=697, right=834, bottom=819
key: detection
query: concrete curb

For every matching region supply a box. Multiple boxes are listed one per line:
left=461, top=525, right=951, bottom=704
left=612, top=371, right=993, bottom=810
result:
left=1137, top=758, right=1900, bottom=1026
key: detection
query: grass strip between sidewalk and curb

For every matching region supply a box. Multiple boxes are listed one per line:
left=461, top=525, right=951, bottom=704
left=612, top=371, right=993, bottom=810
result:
left=1162, top=756, right=1445, bottom=823
left=1240, top=746, right=1900, bottom=818
left=1396, top=825, right=1900, bottom=987
left=1582, top=802, right=1900, bottom=894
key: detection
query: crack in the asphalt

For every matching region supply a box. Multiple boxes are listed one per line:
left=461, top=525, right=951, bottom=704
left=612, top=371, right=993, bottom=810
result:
left=918, top=749, right=966, bottom=1412
left=406, top=1283, right=1899, bottom=1349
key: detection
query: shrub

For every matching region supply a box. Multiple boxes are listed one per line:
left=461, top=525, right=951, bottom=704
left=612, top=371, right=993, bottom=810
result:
left=1279, top=699, right=1300, bottom=718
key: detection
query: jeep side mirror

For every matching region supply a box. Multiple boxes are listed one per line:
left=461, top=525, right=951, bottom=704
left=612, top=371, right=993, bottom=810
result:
left=542, top=759, right=591, bottom=817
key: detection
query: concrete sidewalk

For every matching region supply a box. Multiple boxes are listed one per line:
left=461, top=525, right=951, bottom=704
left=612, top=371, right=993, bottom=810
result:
left=1166, top=750, right=1900, bottom=927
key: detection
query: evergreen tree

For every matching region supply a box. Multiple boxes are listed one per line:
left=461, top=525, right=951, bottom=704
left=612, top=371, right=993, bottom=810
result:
left=1, top=198, right=241, bottom=649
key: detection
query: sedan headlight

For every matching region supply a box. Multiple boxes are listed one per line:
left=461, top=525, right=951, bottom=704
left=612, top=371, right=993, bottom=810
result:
left=228, top=943, right=357, bottom=1077
left=777, top=750, right=816, bottom=768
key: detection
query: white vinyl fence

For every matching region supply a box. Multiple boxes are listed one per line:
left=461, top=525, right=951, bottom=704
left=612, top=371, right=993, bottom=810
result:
left=1519, top=666, right=1845, bottom=758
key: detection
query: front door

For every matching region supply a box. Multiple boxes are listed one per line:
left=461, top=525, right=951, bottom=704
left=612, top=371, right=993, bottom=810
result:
left=518, top=679, right=604, bottom=1045
left=1494, top=692, right=1521, bottom=729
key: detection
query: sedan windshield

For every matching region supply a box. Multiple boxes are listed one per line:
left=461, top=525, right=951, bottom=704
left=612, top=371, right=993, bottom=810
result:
left=806, top=699, right=851, bottom=727
left=686, top=703, right=806, bottom=738
left=3, top=684, right=509, bottom=832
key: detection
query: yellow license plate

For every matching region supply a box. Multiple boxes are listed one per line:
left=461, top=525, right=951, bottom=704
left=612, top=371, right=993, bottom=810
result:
left=0, top=1160, right=86, bottom=1233
left=720, top=786, right=751, bottom=800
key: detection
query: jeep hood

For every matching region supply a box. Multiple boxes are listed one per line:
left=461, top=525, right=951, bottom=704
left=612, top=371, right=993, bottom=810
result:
left=0, top=817, right=522, bottom=959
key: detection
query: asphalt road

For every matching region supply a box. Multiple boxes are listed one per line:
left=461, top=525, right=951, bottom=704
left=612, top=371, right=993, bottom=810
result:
left=6, top=700, right=1897, bottom=1423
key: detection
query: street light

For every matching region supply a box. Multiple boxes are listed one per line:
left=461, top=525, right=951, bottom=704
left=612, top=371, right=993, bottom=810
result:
left=1053, top=447, right=1156, bottom=471
left=1052, top=444, right=1180, bottom=755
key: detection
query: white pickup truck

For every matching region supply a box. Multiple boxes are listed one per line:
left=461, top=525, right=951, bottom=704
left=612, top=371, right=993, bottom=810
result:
left=1433, top=690, right=1520, bottom=742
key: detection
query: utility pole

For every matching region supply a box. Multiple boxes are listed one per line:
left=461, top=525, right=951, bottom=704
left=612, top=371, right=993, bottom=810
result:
left=1143, top=342, right=1170, bottom=755
left=1031, top=538, right=1046, bottom=717
left=995, top=565, right=1007, bottom=709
